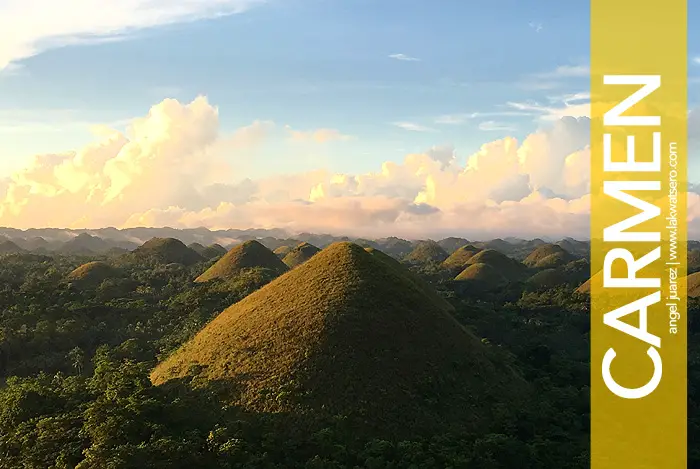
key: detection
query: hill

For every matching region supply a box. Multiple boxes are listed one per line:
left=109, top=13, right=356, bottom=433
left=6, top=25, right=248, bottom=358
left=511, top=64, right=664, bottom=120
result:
left=59, top=233, right=111, bottom=254
left=152, top=242, right=526, bottom=438
left=195, top=240, right=288, bottom=283
left=690, top=249, right=700, bottom=274
left=455, top=263, right=507, bottom=288
left=126, top=238, right=204, bottom=266
left=442, top=244, right=481, bottom=271
left=273, top=245, right=293, bottom=258
left=282, top=242, right=321, bottom=268
left=437, top=237, right=470, bottom=254
left=0, top=240, right=26, bottom=255
left=523, top=244, right=577, bottom=269
left=404, top=240, right=449, bottom=264
left=465, top=249, right=526, bottom=280
left=66, top=261, right=122, bottom=287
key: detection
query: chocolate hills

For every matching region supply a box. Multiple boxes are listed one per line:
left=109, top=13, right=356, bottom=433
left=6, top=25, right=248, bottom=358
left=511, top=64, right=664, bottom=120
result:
left=442, top=244, right=481, bottom=271
left=437, top=237, right=470, bottom=254
left=273, top=245, right=293, bottom=258
left=195, top=240, right=289, bottom=283
left=523, top=244, right=577, bottom=269
left=455, top=263, right=507, bottom=288
left=404, top=240, right=449, bottom=264
left=465, top=249, right=527, bottom=281
left=152, top=242, right=526, bottom=438
left=189, top=242, right=228, bottom=260
left=123, top=238, right=204, bottom=266
left=0, top=240, right=26, bottom=255
left=66, top=261, right=122, bottom=287
left=282, top=242, right=321, bottom=268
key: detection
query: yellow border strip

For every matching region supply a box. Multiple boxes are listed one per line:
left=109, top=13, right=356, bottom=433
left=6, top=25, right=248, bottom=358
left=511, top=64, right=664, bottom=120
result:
left=591, top=1, right=687, bottom=467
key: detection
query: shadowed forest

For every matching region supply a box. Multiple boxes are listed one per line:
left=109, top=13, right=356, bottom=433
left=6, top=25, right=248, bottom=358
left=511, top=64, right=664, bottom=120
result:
left=1, top=232, right=699, bottom=468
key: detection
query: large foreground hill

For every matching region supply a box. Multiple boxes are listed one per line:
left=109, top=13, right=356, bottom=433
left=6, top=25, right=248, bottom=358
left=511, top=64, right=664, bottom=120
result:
left=152, top=242, right=527, bottom=438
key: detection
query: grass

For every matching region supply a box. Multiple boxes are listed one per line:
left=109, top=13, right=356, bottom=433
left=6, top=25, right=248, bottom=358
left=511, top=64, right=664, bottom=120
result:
left=442, top=244, right=481, bottom=271
left=66, top=261, right=122, bottom=286
left=404, top=240, right=449, bottom=264
left=466, top=249, right=526, bottom=280
left=152, top=242, right=528, bottom=438
left=523, top=244, right=576, bottom=269
left=282, top=242, right=321, bottom=268
left=195, top=240, right=288, bottom=283
left=126, top=238, right=204, bottom=266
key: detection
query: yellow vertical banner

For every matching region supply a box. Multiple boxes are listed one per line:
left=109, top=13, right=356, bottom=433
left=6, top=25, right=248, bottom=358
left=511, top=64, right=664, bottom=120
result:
left=591, top=1, right=687, bottom=468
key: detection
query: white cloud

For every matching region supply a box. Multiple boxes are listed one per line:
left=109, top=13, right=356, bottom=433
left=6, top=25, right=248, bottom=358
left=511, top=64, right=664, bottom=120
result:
left=478, top=121, right=518, bottom=132
left=693, top=57, right=700, bottom=65
left=528, top=22, right=543, bottom=33
left=0, top=98, right=603, bottom=238
left=0, top=0, right=266, bottom=70
left=506, top=95, right=590, bottom=122
left=434, top=111, right=530, bottom=125
left=388, top=53, right=420, bottom=62
left=392, top=122, right=436, bottom=132
left=286, top=126, right=354, bottom=143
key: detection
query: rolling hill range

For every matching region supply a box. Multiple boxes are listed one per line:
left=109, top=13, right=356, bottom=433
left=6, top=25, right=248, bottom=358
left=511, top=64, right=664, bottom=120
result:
left=152, top=242, right=528, bottom=438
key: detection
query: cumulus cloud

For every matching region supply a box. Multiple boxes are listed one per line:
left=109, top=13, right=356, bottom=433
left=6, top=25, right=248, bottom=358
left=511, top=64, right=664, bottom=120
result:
left=0, top=0, right=265, bottom=70
left=10, top=96, right=691, bottom=239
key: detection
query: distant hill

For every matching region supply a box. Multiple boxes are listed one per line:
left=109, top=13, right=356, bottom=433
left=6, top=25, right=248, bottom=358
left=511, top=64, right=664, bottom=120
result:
left=523, top=244, right=577, bottom=269
left=690, top=249, right=700, bottom=274
left=282, top=242, right=321, bottom=268
left=152, top=242, right=526, bottom=438
left=442, top=244, right=481, bottom=271
left=465, top=249, right=527, bottom=281
left=66, top=261, right=122, bottom=287
left=195, top=240, right=288, bottom=283
left=125, top=238, right=204, bottom=266
left=59, top=233, right=112, bottom=254
left=0, top=240, right=26, bottom=255
left=437, top=237, right=470, bottom=254
left=273, top=245, right=293, bottom=258
left=374, top=236, right=414, bottom=258
left=189, top=242, right=227, bottom=260
left=455, top=263, right=507, bottom=288
left=404, top=240, right=449, bottom=264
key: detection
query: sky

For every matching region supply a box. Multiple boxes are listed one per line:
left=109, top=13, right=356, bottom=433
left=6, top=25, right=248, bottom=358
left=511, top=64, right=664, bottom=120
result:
left=0, top=0, right=697, bottom=239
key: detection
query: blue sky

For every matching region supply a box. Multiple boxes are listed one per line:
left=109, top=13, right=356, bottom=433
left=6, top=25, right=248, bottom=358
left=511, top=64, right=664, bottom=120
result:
left=0, top=0, right=697, bottom=179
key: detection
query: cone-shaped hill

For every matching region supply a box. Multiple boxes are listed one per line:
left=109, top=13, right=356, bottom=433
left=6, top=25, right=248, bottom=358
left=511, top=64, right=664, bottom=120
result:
left=523, top=244, right=577, bottom=269
left=404, top=240, right=449, bottom=264
left=0, top=240, right=26, bottom=255
left=152, top=242, right=527, bottom=438
left=187, top=242, right=207, bottom=255
left=437, top=237, right=470, bottom=254
left=455, top=263, right=507, bottom=288
left=188, top=243, right=227, bottom=260
left=689, top=249, right=700, bottom=274
left=442, top=244, right=481, bottom=271
left=125, top=238, right=204, bottom=266
left=465, top=249, right=527, bottom=281
left=66, top=261, right=122, bottom=287
left=282, top=242, right=321, bottom=268
left=273, top=245, right=293, bottom=258
left=195, top=240, right=289, bottom=283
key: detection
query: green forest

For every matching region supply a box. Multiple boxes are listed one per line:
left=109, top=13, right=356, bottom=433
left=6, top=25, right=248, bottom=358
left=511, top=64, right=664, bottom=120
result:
left=0, top=237, right=697, bottom=469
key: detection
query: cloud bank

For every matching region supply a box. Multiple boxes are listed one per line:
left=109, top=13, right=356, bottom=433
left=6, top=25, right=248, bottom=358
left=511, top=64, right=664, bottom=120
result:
left=0, top=96, right=693, bottom=239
